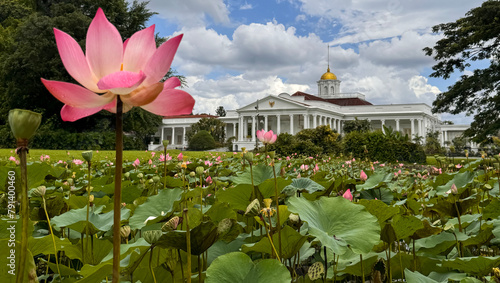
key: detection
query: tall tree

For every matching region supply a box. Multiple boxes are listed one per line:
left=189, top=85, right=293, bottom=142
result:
left=215, top=105, right=226, bottom=117
left=423, top=0, right=500, bottom=143
left=186, top=117, right=226, bottom=144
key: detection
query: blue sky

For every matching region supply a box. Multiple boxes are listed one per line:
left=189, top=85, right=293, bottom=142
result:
left=146, top=0, right=485, bottom=124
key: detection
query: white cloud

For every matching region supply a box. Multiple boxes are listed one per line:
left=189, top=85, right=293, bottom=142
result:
left=409, top=76, right=441, bottom=98
left=240, top=3, right=253, bottom=10
left=147, top=0, right=230, bottom=27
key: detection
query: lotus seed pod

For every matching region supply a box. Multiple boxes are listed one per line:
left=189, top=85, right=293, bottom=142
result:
left=81, top=151, right=93, bottom=162
left=196, top=166, right=204, bottom=176
left=124, top=172, right=130, bottom=178
left=148, top=178, right=154, bottom=184
left=308, top=262, right=325, bottom=281
left=88, top=195, right=94, bottom=203
left=120, top=226, right=131, bottom=238
left=32, top=186, right=46, bottom=197
left=67, top=178, right=74, bottom=186
left=161, top=216, right=180, bottom=232
left=143, top=230, right=163, bottom=245
left=268, top=151, right=275, bottom=159
left=263, top=198, right=273, bottom=209
left=245, top=199, right=261, bottom=217
left=217, top=218, right=233, bottom=236
left=162, top=140, right=170, bottom=147
left=137, top=173, right=144, bottom=179
left=189, top=171, right=196, bottom=177
left=152, top=176, right=160, bottom=183
left=244, top=152, right=253, bottom=163
left=8, top=109, right=42, bottom=141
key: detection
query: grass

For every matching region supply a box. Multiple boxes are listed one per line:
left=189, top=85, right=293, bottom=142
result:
left=0, top=148, right=227, bottom=163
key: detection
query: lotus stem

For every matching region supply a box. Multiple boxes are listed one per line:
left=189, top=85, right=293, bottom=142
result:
left=86, top=161, right=91, bottom=264
left=264, top=215, right=280, bottom=261
left=113, top=96, right=124, bottom=282
left=272, top=162, right=282, bottom=260
left=163, top=146, right=167, bottom=189
left=43, top=197, right=62, bottom=282
left=184, top=208, right=192, bottom=283
left=149, top=246, right=157, bottom=283
left=324, top=246, right=328, bottom=281
left=16, top=144, right=28, bottom=283
left=360, top=254, right=365, bottom=282
left=178, top=249, right=185, bottom=282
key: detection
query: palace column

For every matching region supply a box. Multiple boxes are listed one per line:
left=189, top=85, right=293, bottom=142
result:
left=444, top=130, right=448, bottom=145
left=441, top=131, right=444, bottom=145
left=232, top=122, right=237, bottom=139
left=264, top=114, right=268, bottom=131
left=160, top=126, right=164, bottom=143
left=251, top=115, right=256, bottom=142
left=182, top=127, right=186, bottom=146
left=381, top=119, right=385, bottom=133
left=290, top=114, right=294, bottom=135
left=395, top=119, right=400, bottom=132
left=410, top=118, right=415, bottom=138
left=239, top=116, right=244, bottom=141
left=313, top=114, right=317, bottom=128
left=277, top=115, right=281, bottom=134
left=304, top=114, right=309, bottom=129
left=171, top=127, right=175, bottom=144
left=418, top=119, right=423, bottom=137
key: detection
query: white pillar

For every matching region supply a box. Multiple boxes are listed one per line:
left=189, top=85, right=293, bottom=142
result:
left=233, top=123, right=236, bottom=138
left=313, top=115, right=317, bottom=128
left=381, top=119, right=385, bottom=133
left=304, top=114, right=309, bottom=129
left=277, top=115, right=281, bottom=134
left=160, top=126, right=164, bottom=143
left=418, top=119, right=423, bottom=138
left=410, top=119, right=415, bottom=138
left=251, top=115, right=256, bottom=142
left=290, top=114, right=294, bottom=135
left=395, top=119, right=400, bottom=132
left=239, top=116, right=243, bottom=141
left=182, top=127, right=186, bottom=146
left=264, top=115, right=268, bottom=131
left=171, top=127, right=175, bottom=144
left=441, top=131, right=444, bottom=145
left=444, top=130, right=448, bottom=144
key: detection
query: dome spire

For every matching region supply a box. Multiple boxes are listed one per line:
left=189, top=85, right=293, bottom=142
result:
left=320, top=44, right=337, bottom=80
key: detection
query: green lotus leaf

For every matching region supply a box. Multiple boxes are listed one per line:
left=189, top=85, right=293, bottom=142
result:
left=259, top=177, right=292, bottom=198
left=129, top=188, right=182, bottom=230
left=29, top=235, right=82, bottom=261
left=287, top=196, right=380, bottom=255
left=155, top=221, right=218, bottom=255
left=206, top=252, right=291, bottom=283
left=282, top=178, right=325, bottom=196
left=355, top=171, right=393, bottom=191
left=415, top=231, right=468, bottom=255
left=359, top=187, right=394, bottom=204
left=50, top=205, right=130, bottom=234
left=241, top=225, right=307, bottom=259
left=404, top=269, right=445, bottom=283
left=483, top=198, right=500, bottom=220
left=206, top=202, right=237, bottom=223
left=217, top=184, right=253, bottom=211
left=75, top=263, right=113, bottom=283
left=231, top=163, right=281, bottom=186
left=435, top=171, right=474, bottom=196
left=441, top=256, right=500, bottom=277
left=358, top=199, right=399, bottom=227
left=207, top=236, right=248, bottom=265
left=391, top=214, right=424, bottom=240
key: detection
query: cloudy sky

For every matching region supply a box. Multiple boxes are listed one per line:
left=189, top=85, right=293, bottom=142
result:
left=146, top=0, right=484, bottom=124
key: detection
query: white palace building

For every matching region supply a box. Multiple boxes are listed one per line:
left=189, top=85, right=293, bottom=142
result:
left=149, top=67, right=472, bottom=151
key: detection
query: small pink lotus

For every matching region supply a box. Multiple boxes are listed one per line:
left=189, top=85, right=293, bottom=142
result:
left=256, top=129, right=277, bottom=145
left=206, top=176, right=212, bottom=184
left=360, top=170, right=367, bottom=181
left=133, top=158, right=140, bottom=167
left=177, top=153, right=183, bottom=161
left=343, top=189, right=353, bottom=201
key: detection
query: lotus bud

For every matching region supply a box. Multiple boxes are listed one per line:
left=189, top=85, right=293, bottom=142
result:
left=280, top=167, right=286, bottom=178
left=196, top=166, right=205, bottom=176
left=217, top=218, right=233, bottom=236
left=161, top=216, right=180, bottom=232
left=245, top=199, right=261, bottom=217
left=8, top=109, right=42, bottom=142
left=120, top=226, right=131, bottom=238
left=493, top=267, right=500, bottom=279
left=464, top=149, right=469, bottom=157
left=137, top=173, right=144, bottom=179
left=152, top=176, right=160, bottom=183
left=81, top=151, right=93, bottom=162
left=89, top=195, right=94, bottom=203
left=32, top=186, right=46, bottom=197
left=162, top=140, right=170, bottom=147
left=308, top=262, right=325, bottom=281
left=189, top=171, right=196, bottom=178
left=124, top=172, right=130, bottom=178
left=447, top=183, right=458, bottom=195
left=143, top=230, right=163, bottom=245
left=268, top=151, right=275, bottom=159
left=181, top=161, right=187, bottom=169
left=148, top=178, right=154, bottom=184
left=360, top=170, right=368, bottom=181
left=289, top=213, right=300, bottom=224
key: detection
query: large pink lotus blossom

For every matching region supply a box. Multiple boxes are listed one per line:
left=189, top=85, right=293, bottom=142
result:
left=256, top=129, right=277, bottom=145
left=41, top=8, right=194, bottom=121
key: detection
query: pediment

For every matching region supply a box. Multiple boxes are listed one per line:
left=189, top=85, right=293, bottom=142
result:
left=237, top=94, right=309, bottom=112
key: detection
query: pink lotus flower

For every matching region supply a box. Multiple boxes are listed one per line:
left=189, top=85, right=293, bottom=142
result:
left=133, top=158, right=140, bottom=167
left=73, top=159, right=84, bottom=165
left=360, top=170, right=367, bottom=181
left=206, top=176, right=212, bottom=184
left=148, top=159, right=152, bottom=165
left=177, top=153, right=183, bottom=161
left=256, top=129, right=277, bottom=144
left=41, top=8, right=194, bottom=121
left=343, top=189, right=353, bottom=201
left=9, top=156, right=16, bottom=162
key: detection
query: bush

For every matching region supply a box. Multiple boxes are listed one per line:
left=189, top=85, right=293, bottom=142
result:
left=189, top=130, right=216, bottom=150
left=268, top=126, right=340, bottom=156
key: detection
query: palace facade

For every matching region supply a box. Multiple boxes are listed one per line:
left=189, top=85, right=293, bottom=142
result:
left=149, top=68, right=472, bottom=151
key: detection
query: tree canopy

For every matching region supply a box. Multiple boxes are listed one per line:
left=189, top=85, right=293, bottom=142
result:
left=423, top=0, right=500, bottom=143
left=186, top=118, right=226, bottom=145
left=342, top=118, right=371, bottom=134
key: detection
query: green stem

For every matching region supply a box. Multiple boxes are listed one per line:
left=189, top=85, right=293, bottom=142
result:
left=184, top=208, right=192, bottom=283
left=360, top=254, right=365, bottom=283
left=149, top=246, right=157, bottom=283
left=43, top=197, right=62, bottom=282
left=113, top=96, right=124, bottom=282
left=16, top=145, right=28, bottom=283
left=272, top=161, right=282, bottom=260
left=163, top=147, right=167, bottom=189
left=86, top=161, right=91, bottom=264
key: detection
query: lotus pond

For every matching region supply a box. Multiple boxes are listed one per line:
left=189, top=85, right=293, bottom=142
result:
left=2, top=150, right=500, bottom=282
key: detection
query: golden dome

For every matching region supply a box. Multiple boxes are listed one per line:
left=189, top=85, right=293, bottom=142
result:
left=320, top=67, right=337, bottom=80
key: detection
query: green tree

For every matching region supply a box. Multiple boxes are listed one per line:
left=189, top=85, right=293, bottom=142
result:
left=189, top=130, right=216, bottom=150
left=215, top=106, right=226, bottom=117
left=424, top=0, right=500, bottom=142
left=186, top=117, right=226, bottom=145
left=343, top=117, right=371, bottom=134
